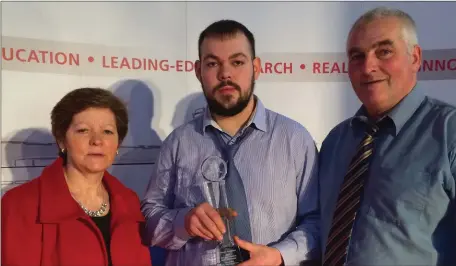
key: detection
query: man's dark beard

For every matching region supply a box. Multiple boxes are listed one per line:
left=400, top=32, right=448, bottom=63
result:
left=204, top=79, right=255, bottom=117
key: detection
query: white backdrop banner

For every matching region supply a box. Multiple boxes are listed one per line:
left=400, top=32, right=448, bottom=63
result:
left=2, top=1, right=456, bottom=197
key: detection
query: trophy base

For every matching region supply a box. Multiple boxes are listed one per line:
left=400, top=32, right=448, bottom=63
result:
left=219, top=245, right=247, bottom=266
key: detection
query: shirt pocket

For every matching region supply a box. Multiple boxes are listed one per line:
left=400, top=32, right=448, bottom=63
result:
left=365, top=168, right=431, bottom=227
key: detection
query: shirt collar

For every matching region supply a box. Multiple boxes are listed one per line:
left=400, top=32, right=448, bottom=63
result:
left=350, top=84, right=426, bottom=135
left=201, top=95, right=268, bottom=135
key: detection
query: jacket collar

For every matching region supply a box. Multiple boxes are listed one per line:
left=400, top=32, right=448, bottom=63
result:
left=38, top=158, right=144, bottom=225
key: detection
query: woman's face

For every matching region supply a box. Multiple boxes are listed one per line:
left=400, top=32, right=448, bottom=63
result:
left=59, top=107, right=119, bottom=175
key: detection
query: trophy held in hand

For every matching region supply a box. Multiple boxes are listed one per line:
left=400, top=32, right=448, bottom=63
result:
left=201, top=155, right=248, bottom=265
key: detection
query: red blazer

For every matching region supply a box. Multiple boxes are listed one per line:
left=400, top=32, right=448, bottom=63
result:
left=1, top=158, right=152, bottom=266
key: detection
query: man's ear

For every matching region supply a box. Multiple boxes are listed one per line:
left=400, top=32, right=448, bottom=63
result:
left=195, top=60, right=202, bottom=83
left=253, top=57, right=262, bottom=80
left=411, top=44, right=422, bottom=73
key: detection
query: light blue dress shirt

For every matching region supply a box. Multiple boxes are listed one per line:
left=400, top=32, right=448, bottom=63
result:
left=319, top=85, right=456, bottom=266
left=141, top=96, right=320, bottom=266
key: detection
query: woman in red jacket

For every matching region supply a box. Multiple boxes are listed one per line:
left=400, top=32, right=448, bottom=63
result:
left=1, top=87, right=152, bottom=266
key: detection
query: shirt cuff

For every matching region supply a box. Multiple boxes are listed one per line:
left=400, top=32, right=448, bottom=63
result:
left=173, top=207, right=193, bottom=241
left=270, top=239, right=315, bottom=266
left=271, top=240, right=295, bottom=266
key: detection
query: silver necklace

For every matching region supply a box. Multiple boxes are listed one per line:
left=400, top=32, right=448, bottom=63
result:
left=77, top=201, right=108, bottom=217
left=63, top=172, right=109, bottom=217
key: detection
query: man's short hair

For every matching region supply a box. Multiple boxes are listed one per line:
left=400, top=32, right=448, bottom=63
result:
left=348, top=6, right=418, bottom=52
left=198, top=19, right=256, bottom=59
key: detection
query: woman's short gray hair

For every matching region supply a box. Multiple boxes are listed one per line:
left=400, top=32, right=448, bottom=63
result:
left=348, top=6, right=418, bottom=53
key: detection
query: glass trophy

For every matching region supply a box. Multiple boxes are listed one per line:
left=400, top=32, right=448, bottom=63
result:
left=201, top=155, right=247, bottom=265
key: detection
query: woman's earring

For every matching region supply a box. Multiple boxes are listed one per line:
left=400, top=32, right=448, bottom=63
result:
left=61, top=148, right=65, bottom=153
left=116, top=150, right=119, bottom=155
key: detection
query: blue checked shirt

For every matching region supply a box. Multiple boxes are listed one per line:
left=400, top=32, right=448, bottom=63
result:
left=141, top=96, right=320, bottom=266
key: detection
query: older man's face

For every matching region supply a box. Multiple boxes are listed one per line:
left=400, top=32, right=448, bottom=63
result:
left=347, top=17, right=422, bottom=118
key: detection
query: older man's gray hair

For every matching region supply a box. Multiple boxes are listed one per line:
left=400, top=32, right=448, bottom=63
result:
left=347, top=6, right=419, bottom=53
